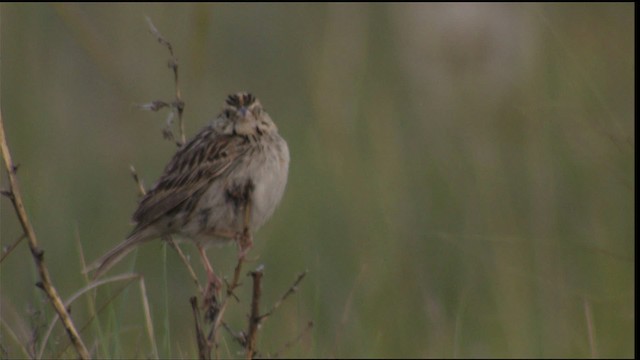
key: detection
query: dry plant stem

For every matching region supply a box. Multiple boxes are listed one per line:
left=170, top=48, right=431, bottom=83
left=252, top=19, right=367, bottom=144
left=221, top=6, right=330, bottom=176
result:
left=244, top=269, right=310, bottom=359
left=130, top=164, right=147, bottom=196
left=197, top=244, right=221, bottom=290
left=0, top=317, right=31, bottom=358
left=145, top=16, right=185, bottom=145
left=191, top=297, right=212, bottom=360
left=167, top=239, right=202, bottom=292
left=216, top=271, right=310, bottom=358
left=52, top=275, right=159, bottom=358
left=80, top=275, right=137, bottom=330
left=139, top=277, right=159, bottom=359
left=45, top=273, right=139, bottom=359
left=272, top=321, right=314, bottom=358
left=261, top=271, right=308, bottom=321
left=220, top=322, right=246, bottom=348
left=209, top=255, right=246, bottom=350
left=0, top=110, right=90, bottom=360
left=208, top=199, right=253, bottom=349
left=246, top=268, right=264, bottom=359
left=0, top=233, right=26, bottom=263
left=227, top=255, right=246, bottom=299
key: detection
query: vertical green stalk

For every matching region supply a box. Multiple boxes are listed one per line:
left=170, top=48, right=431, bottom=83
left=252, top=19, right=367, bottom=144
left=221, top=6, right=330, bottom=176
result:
left=162, top=243, right=172, bottom=357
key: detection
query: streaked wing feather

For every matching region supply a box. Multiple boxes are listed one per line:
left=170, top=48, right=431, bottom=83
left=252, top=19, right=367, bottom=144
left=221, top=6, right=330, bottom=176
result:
left=132, top=129, right=248, bottom=228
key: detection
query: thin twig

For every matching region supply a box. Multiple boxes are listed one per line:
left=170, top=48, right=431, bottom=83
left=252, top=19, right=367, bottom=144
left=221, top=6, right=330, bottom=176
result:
left=272, top=321, right=314, bottom=358
left=260, top=271, right=308, bottom=321
left=0, top=316, right=31, bottom=359
left=144, top=16, right=186, bottom=145
left=221, top=321, right=246, bottom=348
left=246, top=266, right=264, bottom=360
left=191, top=297, right=212, bottom=360
left=130, top=165, right=147, bottom=196
left=227, top=255, right=246, bottom=299
left=42, top=273, right=139, bottom=359
left=167, top=238, right=203, bottom=292
left=0, top=109, right=90, bottom=359
left=210, top=255, right=246, bottom=343
left=0, top=233, right=26, bottom=263
left=73, top=275, right=138, bottom=349
left=139, top=277, right=159, bottom=359
left=243, top=270, right=310, bottom=359
left=206, top=198, right=252, bottom=356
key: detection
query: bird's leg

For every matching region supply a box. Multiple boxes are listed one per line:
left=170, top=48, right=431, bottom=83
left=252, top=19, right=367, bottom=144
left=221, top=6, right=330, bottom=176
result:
left=197, top=243, right=224, bottom=323
left=237, top=226, right=253, bottom=260
left=238, top=188, right=254, bottom=259
left=199, top=226, right=251, bottom=257
left=197, top=244, right=221, bottom=293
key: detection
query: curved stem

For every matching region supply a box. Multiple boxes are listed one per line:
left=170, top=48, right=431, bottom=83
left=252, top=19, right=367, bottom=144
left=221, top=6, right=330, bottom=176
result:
left=0, top=109, right=90, bottom=359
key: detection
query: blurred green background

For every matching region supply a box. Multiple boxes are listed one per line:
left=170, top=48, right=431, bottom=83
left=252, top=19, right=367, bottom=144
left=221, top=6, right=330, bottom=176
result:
left=0, top=3, right=634, bottom=358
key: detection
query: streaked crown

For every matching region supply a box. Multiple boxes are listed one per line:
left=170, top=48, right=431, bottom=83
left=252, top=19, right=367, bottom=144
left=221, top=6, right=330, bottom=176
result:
left=216, top=92, right=277, bottom=135
left=225, top=92, right=257, bottom=108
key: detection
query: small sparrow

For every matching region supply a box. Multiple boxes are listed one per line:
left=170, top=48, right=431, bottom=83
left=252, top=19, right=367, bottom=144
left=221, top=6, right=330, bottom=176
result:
left=87, top=92, right=289, bottom=284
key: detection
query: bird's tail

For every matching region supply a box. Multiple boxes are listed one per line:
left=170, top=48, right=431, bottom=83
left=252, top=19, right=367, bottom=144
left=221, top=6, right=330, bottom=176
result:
left=84, top=228, right=155, bottom=280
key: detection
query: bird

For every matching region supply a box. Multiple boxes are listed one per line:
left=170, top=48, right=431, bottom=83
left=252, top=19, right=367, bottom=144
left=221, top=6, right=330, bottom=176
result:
left=86, top=92, right=289, bottom=287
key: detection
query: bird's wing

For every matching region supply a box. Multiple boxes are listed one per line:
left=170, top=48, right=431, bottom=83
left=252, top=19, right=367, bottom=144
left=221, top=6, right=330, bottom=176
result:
left=131, top=127, right=250, bottom=229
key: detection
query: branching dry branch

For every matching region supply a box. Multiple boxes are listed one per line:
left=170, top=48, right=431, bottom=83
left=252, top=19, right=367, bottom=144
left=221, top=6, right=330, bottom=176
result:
left=244, top=268, right=311, bottom=359
left=141, top=17, right=186, bottom=146
left=246, top=266, right=264, bottom=359
left=191, top=296, right=212, bottom=360
left=2, top=16, right=311, bottom=360
left=0, top=109, right=90, bottom=359
left=135, top=18, right=311, bottom=359
left=188, top=253, right=248, bottom=359
left=260, top=271, right=308, bottom=321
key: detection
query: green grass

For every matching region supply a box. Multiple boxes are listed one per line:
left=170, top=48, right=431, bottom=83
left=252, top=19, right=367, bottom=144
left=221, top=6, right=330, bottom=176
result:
left=0, top=3, right=634, bottom=358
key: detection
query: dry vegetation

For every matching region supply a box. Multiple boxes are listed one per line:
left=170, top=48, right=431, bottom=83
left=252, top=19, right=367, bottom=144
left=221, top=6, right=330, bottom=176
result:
left=1, top=3, right=634, bottom=359
left=0, top=19, right=309, bottom=359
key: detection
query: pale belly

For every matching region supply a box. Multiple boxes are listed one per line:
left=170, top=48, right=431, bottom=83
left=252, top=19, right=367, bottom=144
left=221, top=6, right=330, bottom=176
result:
left=178, top=136, right=290, bottom=246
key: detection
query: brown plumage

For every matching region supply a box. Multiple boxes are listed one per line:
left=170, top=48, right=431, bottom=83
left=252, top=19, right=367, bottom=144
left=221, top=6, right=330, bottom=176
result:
left=87, top=92, right=289, bottom=279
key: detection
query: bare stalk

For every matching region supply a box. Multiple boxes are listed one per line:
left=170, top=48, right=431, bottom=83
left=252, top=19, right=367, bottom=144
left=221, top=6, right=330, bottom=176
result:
left=191, top=296, right=211, bottom=360
left=0, top=109, right=90, bottom=359
left=260, top=271, right=308, bottom=321
left=0, top=233, right=26, bottom=263
left=272, top=320, right=314, bottom=358
left=246, top=267, right=264, bottom=359
left=144, top=17, right=186, bottom=146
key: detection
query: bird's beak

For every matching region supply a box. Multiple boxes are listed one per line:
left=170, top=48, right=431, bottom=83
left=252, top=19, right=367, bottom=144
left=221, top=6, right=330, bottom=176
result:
left=239, top=107, right=248, bottom=118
